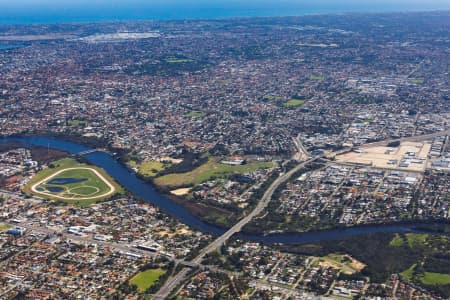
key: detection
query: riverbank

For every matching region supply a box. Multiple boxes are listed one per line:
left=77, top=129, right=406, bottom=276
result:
left=2, top=135, right=449, bottom=245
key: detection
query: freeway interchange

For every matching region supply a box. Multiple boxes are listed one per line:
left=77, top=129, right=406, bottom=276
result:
left=153, top=129, right=450, bottom=299
left=153, top=155, right=323, bottom=299
left=2, top=130, right=449, bottom=299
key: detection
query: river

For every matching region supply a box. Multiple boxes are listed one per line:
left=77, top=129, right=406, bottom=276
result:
left=0, top=45, right=25, bottom=50
left=1, top=136, right=446, bottom=243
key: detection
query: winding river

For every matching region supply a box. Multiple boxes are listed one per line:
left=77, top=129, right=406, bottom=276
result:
left=1, top=136, right=447, bottom=244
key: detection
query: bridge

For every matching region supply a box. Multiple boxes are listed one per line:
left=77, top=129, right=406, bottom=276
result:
left=153, top=155, right=323, bottom=300
left=72, top=149, right=102, bottom=156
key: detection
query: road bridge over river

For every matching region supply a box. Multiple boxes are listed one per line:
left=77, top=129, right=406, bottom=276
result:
left=153, top=155, right=322, bottom=300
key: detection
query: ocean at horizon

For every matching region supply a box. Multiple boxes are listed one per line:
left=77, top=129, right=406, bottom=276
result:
left=0, top=0, right=449, bottom=25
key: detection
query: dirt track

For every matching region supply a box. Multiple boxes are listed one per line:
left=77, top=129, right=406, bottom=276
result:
left=30, top=167, right=116, bottom=200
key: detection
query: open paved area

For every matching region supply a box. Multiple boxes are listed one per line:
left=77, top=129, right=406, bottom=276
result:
left=336, top=142, right=431, bottom=172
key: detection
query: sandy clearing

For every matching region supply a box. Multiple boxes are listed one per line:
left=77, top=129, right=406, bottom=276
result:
left=170, top=187, right=192, bottom=196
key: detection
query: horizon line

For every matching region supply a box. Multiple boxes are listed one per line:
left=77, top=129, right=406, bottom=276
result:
left=0, top=8, right=449, bottom=26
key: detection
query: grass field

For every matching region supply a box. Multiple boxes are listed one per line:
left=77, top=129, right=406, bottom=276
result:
left=263, top=95, right=281, bottom=100
left=0, top=223, right=11, bottom=232
left=38, top=168, right=110, bottom=195
left=406, top=233, right=428, bottom=248
left=284, top=99, right=305, bottom=108
left=129, top=268, right=165, bottom=292
left=24, top=158, right=123, bottom=205
left=412, top=78, right=424, bottom=84
left=154, top=157, right=274, bottom=187
left=67, top=119, right=88, bottom=126
left=165, top=57, right=193, bottom=63
left=186, top=111, right=206, bottom=118
left=400, top=265, right=450, bottom=286
left=128, top=160, right=167, bottom=177
left=310, top=75, right=325, bottom=81
left=400, top=264, right=416, bottom=281
left=390, top=233, right=428, bottom=249
left=319, top=254, right=365, bottom=275
left=420, top=272, right=450, bottom=286
left=389, top=234, right=404, bottom=247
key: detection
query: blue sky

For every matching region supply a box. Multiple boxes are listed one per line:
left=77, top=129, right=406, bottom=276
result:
left=2, top=0, right=449, bottom=10
left=1, top=0, right=449, bottom=7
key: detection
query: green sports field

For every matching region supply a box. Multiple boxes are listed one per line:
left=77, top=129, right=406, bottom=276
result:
left=24, top=158, right=123, bottom=204
left=284, top=99, right=305, bottom=108
left=154, top=157, right=274, bottom=187
left=129, top=268, right=165, bottom=292
left=310, top=75, right=325, bottom=81
left=186, top=111, right=206, bottom=118
left=420, top=272, right=450, bottom=285
left=165, top=57, right=193, bottom=63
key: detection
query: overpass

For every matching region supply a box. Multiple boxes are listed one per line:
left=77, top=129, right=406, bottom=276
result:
left=153, top=130, right=450, bottom=298
left=153, top=155, right=323, bottom=299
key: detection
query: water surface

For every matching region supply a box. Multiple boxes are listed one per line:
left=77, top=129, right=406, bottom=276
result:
left=1, top=136, right=448, bottom=243
left=0, top=1, right=449, bottom=24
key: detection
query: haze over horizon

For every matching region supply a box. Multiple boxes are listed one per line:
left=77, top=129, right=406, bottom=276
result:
left=0, top=0, right=449, bottom=24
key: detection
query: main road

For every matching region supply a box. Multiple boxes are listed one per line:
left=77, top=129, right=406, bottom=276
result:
left=154, top=128, right=449, bottom=298
left=153, top=155, right=322, bottom=299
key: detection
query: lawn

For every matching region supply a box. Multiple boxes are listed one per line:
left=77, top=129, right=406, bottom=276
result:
left=34, top=168, right=112, bottom=199
left=186, top=111, right=206, bottom=118
left=165, top=57, right=193, bottom=63
left=263, top=95, right=281, bottom=100
left=129, top=160, right=167, bottom=177
left=310, top=75, right=325, bottom=81
left=412, top=78, right=424, bottom=84
left=154, top=157, right=274, bottom=187
left=23, top=158, right=80, bottom=190
left=0, top=223, right=11, bottom=232
left=67, top=119, right=88, bottom=126
left=420, top=272, right=450, bottom=286
left=69, top=185, right=101, bottom=195
left=129, top=268, right=165, bottom=292
left=400, top=264, right=416, bottom=281
left=284, top=99, right=305, bottom=108
left=389, top=234, right=404, bottom=247
left=406, top=233, right=428, bottom=248
left=389, top=233, right=427, bottom=249
left=24, top=158, right=123, bottom=205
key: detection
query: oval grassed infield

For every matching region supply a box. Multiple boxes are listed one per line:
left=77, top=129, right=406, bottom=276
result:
left=30, top=167, right=116, bottom=201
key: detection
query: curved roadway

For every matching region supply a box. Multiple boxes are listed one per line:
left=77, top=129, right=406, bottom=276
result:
left=153, top=156, right=322, bottom=299
left=30, top=167, right=116, bottom=200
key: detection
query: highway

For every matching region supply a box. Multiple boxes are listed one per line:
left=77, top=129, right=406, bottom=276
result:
left=296, top=135, right=311, bottom=157
left=6, top=129, right=448, bottom=299
left=292, top=135, right=310, bottom=161
left=193, top=155, right=322, bottom=264
left=153, top=155, right=322, bottom=299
